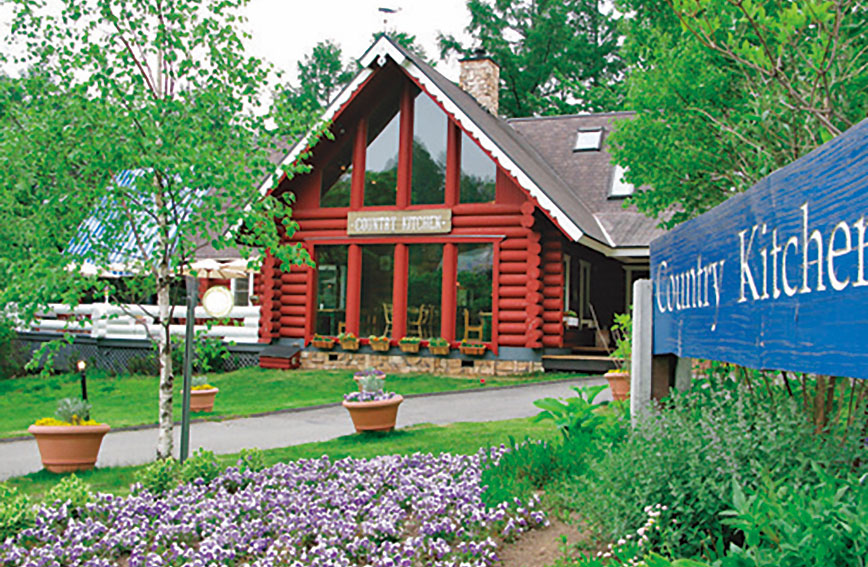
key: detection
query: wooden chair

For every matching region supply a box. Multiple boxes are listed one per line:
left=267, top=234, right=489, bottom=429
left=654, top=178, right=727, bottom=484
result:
left=382, top=303, right=392, bottom=336
left=408, top=305, right=427, bottom=338
left=463, top=308, right=484, bottom=342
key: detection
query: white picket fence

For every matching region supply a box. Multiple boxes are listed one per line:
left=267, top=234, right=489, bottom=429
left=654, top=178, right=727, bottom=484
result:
left=19, top=302, right=261, bottom=344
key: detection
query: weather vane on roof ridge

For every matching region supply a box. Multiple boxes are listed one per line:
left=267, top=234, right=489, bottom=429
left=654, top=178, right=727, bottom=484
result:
left=378, top=7, right=401, bottom=33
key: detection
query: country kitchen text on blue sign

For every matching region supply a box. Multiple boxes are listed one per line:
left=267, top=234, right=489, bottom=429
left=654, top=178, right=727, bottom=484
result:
left=650, top=119, right=868, bottom=380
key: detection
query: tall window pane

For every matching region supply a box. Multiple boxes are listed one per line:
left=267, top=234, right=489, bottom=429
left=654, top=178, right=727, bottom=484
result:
left=315, top=246, right=348, bottom=336
left=407, top=244, right=442, bottom=339
left=411, top=94, right=447, bottom=205
left=460, top=132, right=496, bottom=203
left=455, top=243, right=493, bottom=342
left=360, top=245, right=394, bottom=338
left=364, top=95, right=400, bottom=206
left=320, top=131, right=352, bottom=208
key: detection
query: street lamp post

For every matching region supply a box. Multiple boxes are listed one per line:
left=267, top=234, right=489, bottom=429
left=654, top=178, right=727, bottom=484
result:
left=76, top=359, right=88, bottom=401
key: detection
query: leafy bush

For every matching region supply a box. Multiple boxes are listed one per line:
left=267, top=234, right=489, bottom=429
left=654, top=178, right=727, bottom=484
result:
left=0, top=318, right=28, bottom=380
left=55, top=397, right=92, bottom=423
left=179, top=449, right=221, bottom=485
left=125, top=354, right=159, bottom=376
left=45, top=475, right=93, bottom=512
left=571, top=380, right=868, bottom=558
left=133, top=458, right=180, bottom=496
left=237, top=448, right=266, bottom=473
left=0, top=484, right=30, bottom=540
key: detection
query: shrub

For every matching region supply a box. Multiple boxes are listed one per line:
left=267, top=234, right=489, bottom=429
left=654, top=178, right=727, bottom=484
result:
left=0, top=484, right=30, bottom=540
left=45, top=474, right=93, bottom=512
left=572, top=380, right=868, bottom=558
left=133, top=458, right=180, bottom=496
left=0, top=318, right=28, bottom=380
left=237, top=448, right=265, bottom=473
left=125, top=354, right=159, bottom=376
left=179, top=449, right=221, bottom=485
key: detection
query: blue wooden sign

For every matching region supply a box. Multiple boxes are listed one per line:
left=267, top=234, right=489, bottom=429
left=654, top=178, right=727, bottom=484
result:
left=650, top=119, right=868, bottom=379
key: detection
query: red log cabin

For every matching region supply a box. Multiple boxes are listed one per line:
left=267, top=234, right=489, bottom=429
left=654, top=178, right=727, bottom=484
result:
left=255, top=36, right=662, bottom=374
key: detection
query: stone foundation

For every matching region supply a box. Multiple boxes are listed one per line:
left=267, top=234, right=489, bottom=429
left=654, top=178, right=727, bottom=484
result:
left=300, top=350, right=542, bottom=376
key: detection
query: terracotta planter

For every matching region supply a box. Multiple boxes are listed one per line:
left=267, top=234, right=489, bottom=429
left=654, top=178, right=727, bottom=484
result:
left=190, top=387, right=219, bottom=412
left=312, top=339, right=335, bottom=350
left=342, top=395, right=403, bottom=433
left=28, top=423, right=111, bottom=473
left=370, top=340, right=390, bottom=352
left=605, top=371, right=631, bottom=401
left=398, top=342, right=420, bottom=353
left=459, top=345, right=486, bottom=356
left=340, top=338, right=359, bottom=351
left=428, top=345, right=450, bottom=356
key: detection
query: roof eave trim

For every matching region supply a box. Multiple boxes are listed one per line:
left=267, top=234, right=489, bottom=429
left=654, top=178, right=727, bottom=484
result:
left=578, top=235, right=650, bottom=259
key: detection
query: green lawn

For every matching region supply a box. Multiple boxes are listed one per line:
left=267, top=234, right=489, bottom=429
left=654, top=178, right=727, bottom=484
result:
left=6, top=417, right=557, bottom=500
left=0, top=367, right=581, bottom=438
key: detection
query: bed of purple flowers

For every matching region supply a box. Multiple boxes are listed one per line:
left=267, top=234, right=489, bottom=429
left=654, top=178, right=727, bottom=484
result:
left=2, top=449, right=546, bottom=567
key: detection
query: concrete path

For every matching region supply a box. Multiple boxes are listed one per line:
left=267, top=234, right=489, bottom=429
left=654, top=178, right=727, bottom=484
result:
left=0, top=377, right=608, bottom=480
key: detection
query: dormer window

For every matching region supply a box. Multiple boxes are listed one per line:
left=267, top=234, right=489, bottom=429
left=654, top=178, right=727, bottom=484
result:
left=573, top=127, right=603, bottom=152
left=609, top=164, right=634, bottom=197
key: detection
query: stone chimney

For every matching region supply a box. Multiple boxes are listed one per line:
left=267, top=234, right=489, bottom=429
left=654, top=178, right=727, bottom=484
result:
left=459, top=48, right=500, bottom=116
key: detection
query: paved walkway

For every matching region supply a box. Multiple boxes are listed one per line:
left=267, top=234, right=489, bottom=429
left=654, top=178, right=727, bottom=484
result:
left=0, top=377, right=608, bottom=480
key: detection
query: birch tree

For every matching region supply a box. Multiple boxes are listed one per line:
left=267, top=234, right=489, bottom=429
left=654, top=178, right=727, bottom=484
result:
left=2, top=0, right=313, bottom=459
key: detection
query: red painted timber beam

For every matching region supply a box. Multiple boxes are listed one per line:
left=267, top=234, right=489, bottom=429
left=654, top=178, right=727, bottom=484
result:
left=346, top=244, right=361, bottom=334
left=441, top=243, right=457, bottom=342
left=397, top=84, right=414, bottom=209
left=445, top=123, right=460, bottom=207
left=350, top=122, right=367, bottom=210
left=392, top=243, right=408, bottom=339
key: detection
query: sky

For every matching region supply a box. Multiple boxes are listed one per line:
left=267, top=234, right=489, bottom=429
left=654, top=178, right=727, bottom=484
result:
left=0, top=0, right=474, bottom=82
left=243, top=0, right=473, bottom=83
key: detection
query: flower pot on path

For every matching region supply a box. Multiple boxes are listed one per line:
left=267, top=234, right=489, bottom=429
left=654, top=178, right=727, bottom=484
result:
left=342, top=395, right=404, bottom=433
left=604, top=371, right=630, bottom=401
left=190, top=387, right=219, bottom=412
left=28, top=424, right=111, bottom=473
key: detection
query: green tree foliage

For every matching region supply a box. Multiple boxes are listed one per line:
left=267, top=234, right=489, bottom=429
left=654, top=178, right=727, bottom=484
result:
left=283, top=40, right=355, bottom=111
left=2, top=0, right=313, bottom=458
left=610, top=0, right=868, bottom=227
left=439, top=0, right=624, bottom=117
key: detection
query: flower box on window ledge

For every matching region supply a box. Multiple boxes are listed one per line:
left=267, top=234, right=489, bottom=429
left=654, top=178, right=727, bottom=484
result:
left=369, top=336, right=390, bottom=352
left=427, top=337, right=450, bottom=356
left=459, top=340, right=487, bottom=357
left=338, top=331, right=359, bottom=351
left=398, top=337, right=421, bottom=353
left=312, top=335, right=336, bottom=350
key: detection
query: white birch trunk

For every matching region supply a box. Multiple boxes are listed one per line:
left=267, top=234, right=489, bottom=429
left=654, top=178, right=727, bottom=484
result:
left=154, top=170, right=174, bottom=459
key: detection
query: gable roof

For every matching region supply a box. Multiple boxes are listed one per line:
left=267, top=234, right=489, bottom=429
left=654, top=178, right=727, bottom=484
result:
left=268, top=35, right=659, bottom=255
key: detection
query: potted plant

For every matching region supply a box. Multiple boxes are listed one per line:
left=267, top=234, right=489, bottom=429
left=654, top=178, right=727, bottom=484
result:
left=338, top=331, right=359, bottom=351
left=459, top=339, right=487, bottom=356
left=398, top=336, right=421, bottom=353
left=605, top=312, right=632, bottom=401
left=369, top=335, right=390, bottom=352
left=353, top=367, right=385, bottom=391
left=312, top=334, right=336, bottom=350
left=28, top=398, right=110, bottom=473
left=190, top=375, right=219, bottom=412
left=427, top=337, right=451, bottom=356
left=342, top=370, right=403, bottom=432
left=563, top=309, right=579, bottom=328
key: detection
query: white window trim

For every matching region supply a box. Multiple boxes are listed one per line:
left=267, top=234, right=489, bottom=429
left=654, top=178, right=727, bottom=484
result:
left=230, top=273, right=255, bottom=307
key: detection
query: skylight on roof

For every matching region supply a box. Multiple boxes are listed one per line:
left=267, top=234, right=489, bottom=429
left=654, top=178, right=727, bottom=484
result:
left=610, top=164, right=634, bottom=197
left=573, top=127, right=603, bottom=151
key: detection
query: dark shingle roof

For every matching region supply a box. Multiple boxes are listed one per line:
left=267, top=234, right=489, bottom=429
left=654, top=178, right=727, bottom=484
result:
left=508, top=113, right=664, bottom=247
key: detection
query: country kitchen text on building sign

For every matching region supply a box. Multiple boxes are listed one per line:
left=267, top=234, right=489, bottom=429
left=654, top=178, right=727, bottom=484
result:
left=347, top=209, right=452, bottom=236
